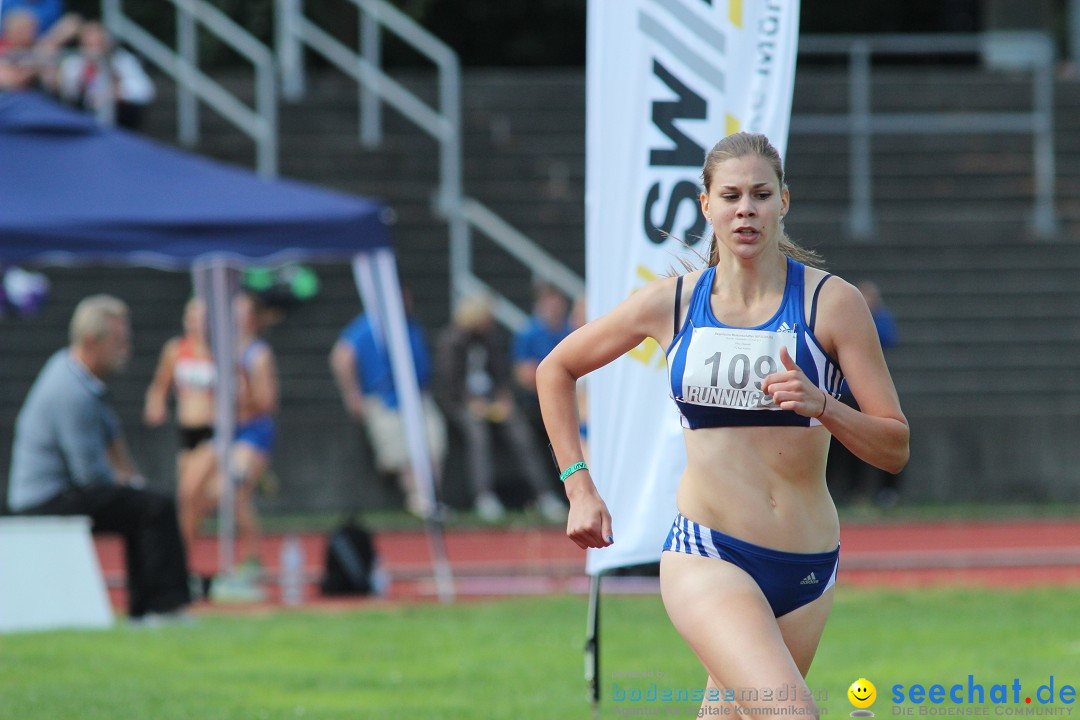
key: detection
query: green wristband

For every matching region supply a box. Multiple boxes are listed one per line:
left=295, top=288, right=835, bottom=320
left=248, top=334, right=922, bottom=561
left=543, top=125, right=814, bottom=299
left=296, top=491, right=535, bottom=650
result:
left=559, top=461, right=588, bottom=483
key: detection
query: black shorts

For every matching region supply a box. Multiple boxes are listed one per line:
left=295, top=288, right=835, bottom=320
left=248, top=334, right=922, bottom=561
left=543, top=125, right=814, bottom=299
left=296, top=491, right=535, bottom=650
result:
left=179, top=425, right=214, bottom=451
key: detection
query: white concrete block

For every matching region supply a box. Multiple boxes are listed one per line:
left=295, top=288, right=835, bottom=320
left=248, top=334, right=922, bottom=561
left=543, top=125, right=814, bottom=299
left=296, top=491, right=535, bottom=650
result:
left=0, top=516, right=114, bottom=633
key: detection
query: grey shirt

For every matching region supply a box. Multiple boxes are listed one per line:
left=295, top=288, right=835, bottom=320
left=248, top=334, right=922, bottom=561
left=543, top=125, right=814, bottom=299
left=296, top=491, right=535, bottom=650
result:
left=7, top=350, right=122, bottom=511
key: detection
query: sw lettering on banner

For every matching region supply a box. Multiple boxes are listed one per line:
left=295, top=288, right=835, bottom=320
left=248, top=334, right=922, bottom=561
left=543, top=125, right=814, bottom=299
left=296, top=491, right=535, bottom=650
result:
left=642, top=59, right=708, bottom=248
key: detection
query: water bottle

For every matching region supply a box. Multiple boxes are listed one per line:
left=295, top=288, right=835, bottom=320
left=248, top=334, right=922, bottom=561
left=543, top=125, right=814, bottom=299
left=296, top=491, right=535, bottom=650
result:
left=370, top=561, right=391, bottom=597
left=279, top=535, right=305, bottom=607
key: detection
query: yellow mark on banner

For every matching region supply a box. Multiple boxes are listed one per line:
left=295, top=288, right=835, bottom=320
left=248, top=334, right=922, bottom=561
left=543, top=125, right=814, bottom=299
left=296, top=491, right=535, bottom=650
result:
left=725, top=113, right=741, bottom=138
left=729, top=0, right=743, bottom=28
left=636, top=266, right=658, bottom=284
left=628, top=338, right=667, bottom=368
left=627, top=265, right=668, bottom=369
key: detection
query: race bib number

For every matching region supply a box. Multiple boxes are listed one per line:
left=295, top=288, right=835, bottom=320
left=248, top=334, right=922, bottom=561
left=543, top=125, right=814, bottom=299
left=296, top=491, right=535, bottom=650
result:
left=680, top=327, right=796, bottom=410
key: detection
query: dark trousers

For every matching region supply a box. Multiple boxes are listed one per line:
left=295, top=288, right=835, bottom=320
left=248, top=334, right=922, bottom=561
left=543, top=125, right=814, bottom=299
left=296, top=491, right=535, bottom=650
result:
left=451, top=408, right=553, bottom=500
left=18, top=485, right=191, bottom=618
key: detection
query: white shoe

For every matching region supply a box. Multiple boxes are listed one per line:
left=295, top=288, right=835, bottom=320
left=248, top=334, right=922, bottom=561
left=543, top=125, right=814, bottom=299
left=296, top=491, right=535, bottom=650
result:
left=474, top=492, right=506, bottom=522
left=209, top=571, right=267, bottom=603
left=405, top=492, right=431, bottom=518
left=129, top=609, right=195, bottom=628
left=537, top=492, right=567, bottom=523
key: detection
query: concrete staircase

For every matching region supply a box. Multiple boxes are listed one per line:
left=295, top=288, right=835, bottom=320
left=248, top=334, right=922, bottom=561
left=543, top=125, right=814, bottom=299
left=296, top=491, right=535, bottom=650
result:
left=789, top=66, right=1080, bottom=242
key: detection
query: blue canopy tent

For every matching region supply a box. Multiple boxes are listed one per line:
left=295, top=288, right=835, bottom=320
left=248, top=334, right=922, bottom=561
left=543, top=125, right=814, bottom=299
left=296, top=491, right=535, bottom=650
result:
left=0, top=91, right=453, bottom=600
left=0, top=91, right=387, bottom=265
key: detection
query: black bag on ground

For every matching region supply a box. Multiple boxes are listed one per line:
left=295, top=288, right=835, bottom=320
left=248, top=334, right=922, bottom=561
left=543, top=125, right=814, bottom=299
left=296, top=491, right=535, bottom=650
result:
left=319, top=517, right=377, bottom=596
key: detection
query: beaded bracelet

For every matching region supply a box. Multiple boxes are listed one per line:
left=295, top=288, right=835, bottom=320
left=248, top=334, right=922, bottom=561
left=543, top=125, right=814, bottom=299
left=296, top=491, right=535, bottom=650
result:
left=559, top=461, right=588, bottom=483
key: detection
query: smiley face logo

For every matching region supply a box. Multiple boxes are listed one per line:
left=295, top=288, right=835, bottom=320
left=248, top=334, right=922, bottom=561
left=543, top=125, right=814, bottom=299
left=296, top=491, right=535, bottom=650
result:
left=848, top=678, right=877, bottom=715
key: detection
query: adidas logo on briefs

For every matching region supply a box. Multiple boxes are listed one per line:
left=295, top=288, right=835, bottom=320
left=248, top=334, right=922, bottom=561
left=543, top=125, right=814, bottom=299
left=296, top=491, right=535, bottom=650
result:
left=800, top=572, right=819, bottom=585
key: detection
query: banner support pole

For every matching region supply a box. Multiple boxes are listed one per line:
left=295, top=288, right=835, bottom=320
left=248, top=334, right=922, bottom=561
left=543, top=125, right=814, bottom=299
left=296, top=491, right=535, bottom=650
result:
left=586, top=573, right=602, bottom=717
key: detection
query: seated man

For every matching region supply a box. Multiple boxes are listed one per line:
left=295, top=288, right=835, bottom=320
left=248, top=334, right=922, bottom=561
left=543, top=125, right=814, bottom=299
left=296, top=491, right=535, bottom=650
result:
left=6, top=294, right=191, bottom=622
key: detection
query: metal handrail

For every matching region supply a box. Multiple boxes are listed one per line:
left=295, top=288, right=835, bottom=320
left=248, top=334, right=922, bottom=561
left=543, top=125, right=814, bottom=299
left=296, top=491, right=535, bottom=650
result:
left=794, top=33, right=1057, bottom=240
left=277, top=0, right=458, bottom=207
left=102, top=0, right=278, bottom=177
left=275, top=0, right=583, bottom=325
left=461, top=199, right=586, bottom=331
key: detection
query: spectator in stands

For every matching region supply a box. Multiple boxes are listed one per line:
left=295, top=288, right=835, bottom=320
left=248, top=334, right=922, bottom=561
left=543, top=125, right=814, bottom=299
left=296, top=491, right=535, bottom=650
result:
left=6, top=294, right=191, bottom=622
left=437, top=293, right=566, bottom=522
left=858, top=281, right=898, bottom=351
left=1, top=0, right=67, bottom=35
left=569, top=294, right=590, bottom=463
left=827, top=280, right=903, bottom=507
left=0, top=9, right=40, bottom=89
left=143, top=297, right=218, bottom=586
left=54, top=20, right=155, bottom=130
left=512, top=281, right=573, bottom=442
left=0, top=8, right=79, bottom=90
left=329, top=292, right=448, bottom=518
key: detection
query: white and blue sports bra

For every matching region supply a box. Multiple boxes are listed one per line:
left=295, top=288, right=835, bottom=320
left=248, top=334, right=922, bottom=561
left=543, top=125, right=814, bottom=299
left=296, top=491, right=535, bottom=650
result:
left=666, top=256, right=844, bottom=429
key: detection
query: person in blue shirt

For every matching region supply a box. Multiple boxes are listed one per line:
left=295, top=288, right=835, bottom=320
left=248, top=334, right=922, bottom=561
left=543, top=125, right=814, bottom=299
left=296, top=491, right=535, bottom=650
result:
left=0, top=6, right=80, bottom=90
left=1, top=0, right=67, bottom=34
left=827, top=280, right=903, bottom=507
left=512, top=281, right=573, bottom=441
left=858, top=280, right=898, bottom=350
left=329, top=296, right=447, bottom=517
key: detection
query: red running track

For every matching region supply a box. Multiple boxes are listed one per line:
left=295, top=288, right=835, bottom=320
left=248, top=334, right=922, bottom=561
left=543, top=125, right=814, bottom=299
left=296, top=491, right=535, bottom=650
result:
left=93, top=518, right=1080, bottom=611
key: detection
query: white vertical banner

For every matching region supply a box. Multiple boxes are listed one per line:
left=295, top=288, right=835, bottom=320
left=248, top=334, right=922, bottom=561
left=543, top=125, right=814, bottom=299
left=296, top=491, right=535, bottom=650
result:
left=585, top=0, right=801, bottom=574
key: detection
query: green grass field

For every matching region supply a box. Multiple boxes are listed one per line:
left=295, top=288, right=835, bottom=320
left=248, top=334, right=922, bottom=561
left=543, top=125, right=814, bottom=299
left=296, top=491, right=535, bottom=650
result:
left=1, top=586, right=1077, bottom=719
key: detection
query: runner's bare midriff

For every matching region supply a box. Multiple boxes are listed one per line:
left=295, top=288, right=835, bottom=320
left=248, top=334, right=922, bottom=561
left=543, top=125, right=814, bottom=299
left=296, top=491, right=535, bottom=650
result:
left=678, top=424, right=840, bottom=553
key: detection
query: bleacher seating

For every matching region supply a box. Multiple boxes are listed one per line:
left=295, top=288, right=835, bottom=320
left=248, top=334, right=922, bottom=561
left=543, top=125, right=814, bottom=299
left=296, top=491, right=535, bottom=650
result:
left=2, top=63, right=1078, bottom=508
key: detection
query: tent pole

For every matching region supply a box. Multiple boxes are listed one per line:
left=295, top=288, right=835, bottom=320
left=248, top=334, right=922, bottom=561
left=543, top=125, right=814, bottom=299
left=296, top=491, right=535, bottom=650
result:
left=586, top=572, right=601, bottom=717
left=196, top=258, right=240, bottom=576
left=352, top=252, right=455, bottom=602
left=424, top=514, right=454, bottom=603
